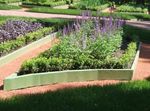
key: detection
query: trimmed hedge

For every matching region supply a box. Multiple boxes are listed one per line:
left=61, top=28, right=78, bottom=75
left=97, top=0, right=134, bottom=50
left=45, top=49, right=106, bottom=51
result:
left=22, top=0, right=79, bottom=8
left=22, top=1, right=66, bottom=7
left=116, top=4, right=148, bottom=13
left=0, top=0, right=20, bottom=4
left=69, top=3, right=110, bottom=11
left=0, top=4, right=21, bottom=10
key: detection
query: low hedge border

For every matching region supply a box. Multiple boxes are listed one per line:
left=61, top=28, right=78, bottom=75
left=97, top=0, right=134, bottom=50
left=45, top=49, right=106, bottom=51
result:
left=22, top=1, right=67, bottom=8
left=0, top=32, right=56, bottom=67
left=4, top=44, right=140, bottom=91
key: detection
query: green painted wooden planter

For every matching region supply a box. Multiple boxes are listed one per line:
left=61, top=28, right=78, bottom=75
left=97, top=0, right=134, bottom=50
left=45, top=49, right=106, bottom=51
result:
left=4, top=44, right=140, bottom=91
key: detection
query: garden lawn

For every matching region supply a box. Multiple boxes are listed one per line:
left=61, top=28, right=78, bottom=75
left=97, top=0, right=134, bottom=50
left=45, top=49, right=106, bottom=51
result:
left=0, top=80, right=150, bottom=111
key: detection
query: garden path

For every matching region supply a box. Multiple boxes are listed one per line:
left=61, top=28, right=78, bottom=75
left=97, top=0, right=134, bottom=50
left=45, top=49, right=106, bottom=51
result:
left=0, top=9, right=150, bottom=98
left=134, top=43, right=150, bottom=80
left=0, top=9, right=149, bottom=27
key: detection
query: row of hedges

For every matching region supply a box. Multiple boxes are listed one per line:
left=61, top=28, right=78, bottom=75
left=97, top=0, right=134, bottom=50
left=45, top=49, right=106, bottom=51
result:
left=0, top=0, right=20, bottom=4
left=109, top=0, right=149, bottom=5
left=22, top=1, right=66, bottom=7
left=69, top=3, right=110, bottom=11
left=22, top=0, right=78, bottom=7
left=0, top=4, right=21, bottom=10
left=116, top=4, right=148, bottom=13
left=0, top=27, right=53, bottom=56
left=68, top=0, right=110, bottom=11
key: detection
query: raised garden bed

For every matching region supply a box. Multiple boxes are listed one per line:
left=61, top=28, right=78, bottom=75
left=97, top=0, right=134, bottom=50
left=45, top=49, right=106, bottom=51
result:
left=0, top=17, right=71, bottom=58
left=4, top=14, right=140, bottom=91
left=4, top=49, right=139, bottom=91
left=0, top=33, right=56, bottom=67
left=0, top=19, right=53, bottom=58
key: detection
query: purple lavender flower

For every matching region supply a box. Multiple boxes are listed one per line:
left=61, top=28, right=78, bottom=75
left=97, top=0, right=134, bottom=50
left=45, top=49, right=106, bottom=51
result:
left=63, top=26, right=67, bottom=36
left=82, top=34, right=87, bottom=50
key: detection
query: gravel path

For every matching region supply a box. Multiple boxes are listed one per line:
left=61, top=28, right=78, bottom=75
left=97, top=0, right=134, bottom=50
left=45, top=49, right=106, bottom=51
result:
left=134, top=43, right=150, bottom=80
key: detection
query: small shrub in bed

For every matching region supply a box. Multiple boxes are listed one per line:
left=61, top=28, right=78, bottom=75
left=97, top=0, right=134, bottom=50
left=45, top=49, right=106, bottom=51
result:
left=22, top=0, right=67, bottom=7
left=18, top=12, right=137, bottom=75
left=0, top=4, right=21, bottom=10
left=69, top=3, right=110, bottom=11
left=119, top=42, right=137, bottom=68
left=116, top=4, right=148, bottom=13
left=0, top=0, right=20, bottom=4
left=73, top=0, right=110, bottom=11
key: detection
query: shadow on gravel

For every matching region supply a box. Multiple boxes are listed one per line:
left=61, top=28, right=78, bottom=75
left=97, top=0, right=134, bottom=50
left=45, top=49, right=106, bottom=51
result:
left=146, top=76, right=150, bottom=81
left=0, top=85, right=3, bottom=90
left=139, top=43, right=150, bottom=59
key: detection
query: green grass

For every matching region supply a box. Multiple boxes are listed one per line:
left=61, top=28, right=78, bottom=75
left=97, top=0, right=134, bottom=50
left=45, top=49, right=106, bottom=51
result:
left=30, top=7, right=83, bottom=15
left=1, top=80, right=150, bottom=111
left=0, top=4, right=21, bottom=10
left=29, top=7, right=150, bottom=20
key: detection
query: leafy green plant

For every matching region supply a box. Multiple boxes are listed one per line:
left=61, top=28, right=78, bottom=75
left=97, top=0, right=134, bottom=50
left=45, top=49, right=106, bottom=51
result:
left=119, top=42, right=137, bottom=68
left=18, top=16, right=137, bottom=75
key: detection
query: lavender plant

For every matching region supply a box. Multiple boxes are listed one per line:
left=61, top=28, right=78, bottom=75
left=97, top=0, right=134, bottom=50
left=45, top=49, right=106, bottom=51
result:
left=60, top=11, right=125, bottom=50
